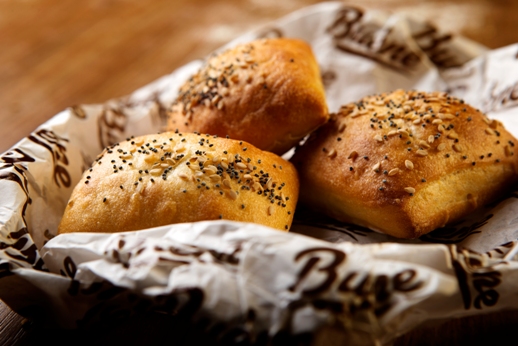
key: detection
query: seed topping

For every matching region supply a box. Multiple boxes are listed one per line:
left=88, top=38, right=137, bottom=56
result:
left=404, top=187, right=416, bottom=194
left=90, top=132, right=295, bottom=223
left=318, top=90, right=517, bottom=208
left=388, top=168, right=399, bottom=176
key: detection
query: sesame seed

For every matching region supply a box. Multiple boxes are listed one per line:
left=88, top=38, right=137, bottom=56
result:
left=150, top=168, right=162, bottom=176
left=404, top=187, right=415, bottom=194
left=372, top=162, right=381, bottom=172
left=440, top=113, right=455, bottom=120
left=204, top=165, right=218, bottom=174
left=437, top=143, right=446, bottom=151
left=327, top=148, right=337, bottom=158
left=405, top=160, right=414, bottom=170
left=388, top=168, right=399, bottom=176
left=209, top=174, right=221, bottom=181
left=416, top=149, right=428, bottom=156
left=418, top=140, right=430, bottom=149
left=268, top=205, right=274, bottom=216
left=222, top=179, right=231, bottom=189
left=453, top=144, right=462, bottom=152
left=374, top=134, right=383, bottom=142
left=348, top=151, right=358, bottom=160
left=228, top=190, right=238, bottom=200
left=397, top=129, right=409, bottom=138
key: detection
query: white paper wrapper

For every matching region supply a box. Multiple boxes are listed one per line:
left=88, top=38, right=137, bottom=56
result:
left=2, top=2, right=518, bottom=344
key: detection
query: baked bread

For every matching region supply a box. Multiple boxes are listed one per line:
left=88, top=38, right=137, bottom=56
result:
left=166, top=38, right=329, bottom=155
left=291, top=90, right=518, bottom=239
left=58, top=131, right=299, bottom=234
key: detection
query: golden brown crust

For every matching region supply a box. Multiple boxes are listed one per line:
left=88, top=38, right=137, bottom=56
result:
left=58, top=132, right=299, bottom=234
left=166, top=38, right=329, bottom=155
left=291, top=90, right=518, bottom=239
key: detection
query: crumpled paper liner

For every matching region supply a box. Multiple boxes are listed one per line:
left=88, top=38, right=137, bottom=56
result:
left=1, top=2, right=518, bottom=344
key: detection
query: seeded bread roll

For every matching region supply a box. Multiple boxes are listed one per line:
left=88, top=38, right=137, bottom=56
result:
left=291, top=90, right=518, bottom=239
left=58, top=132, right=299, bottom=234
left=166, top=38, right=329, bottom=155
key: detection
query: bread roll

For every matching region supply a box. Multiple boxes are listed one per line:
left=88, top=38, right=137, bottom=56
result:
left=291, top=90, right=518, bottom=239
left=58, top=132, right=299, bottom=234
left=166, top=38, right=329, bottom=155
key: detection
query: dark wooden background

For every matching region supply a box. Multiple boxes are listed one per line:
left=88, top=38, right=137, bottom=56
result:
left=1, top=0, right=518, bottom=345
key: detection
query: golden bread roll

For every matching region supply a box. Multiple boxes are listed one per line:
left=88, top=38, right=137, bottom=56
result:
left=58, top=132, right=299, bottom=234
left=291, top=90, right=518, bottom=239
left=166, top=38, right=329, bottom=155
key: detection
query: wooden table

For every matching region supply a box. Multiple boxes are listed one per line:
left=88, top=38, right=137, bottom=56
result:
left=1, top=0, right=518, bottom=345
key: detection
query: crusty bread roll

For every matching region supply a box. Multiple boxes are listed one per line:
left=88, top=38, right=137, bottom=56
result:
left=291, top=90, right=518, bottom=239
left=166, top=38, right=329, bottom=155
left=58, top=132, right=299, bottom=234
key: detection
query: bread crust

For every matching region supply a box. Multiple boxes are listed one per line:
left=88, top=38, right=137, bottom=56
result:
left=58, top=132, right=299, bottom=234
left=166, top=38, right=329, bottom=155
left=292, top=90, right=518, bottom=238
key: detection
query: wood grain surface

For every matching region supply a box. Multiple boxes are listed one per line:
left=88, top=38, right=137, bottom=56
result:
left=1, top=0, right=518, bottom=345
